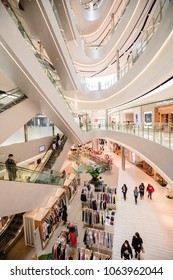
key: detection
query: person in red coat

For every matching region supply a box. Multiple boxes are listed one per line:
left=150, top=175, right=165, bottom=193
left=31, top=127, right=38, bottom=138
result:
left=146, top=184, right=155, bottom=199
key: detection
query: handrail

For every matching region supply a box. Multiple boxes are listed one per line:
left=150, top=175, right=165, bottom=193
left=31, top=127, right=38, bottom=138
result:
left=79, top=0, right=168, bottom=90
left=0, top=134, right=68, bottom=185
left=0, top=213, right=24, bottom=255
left=81, top=0, right=102, bottom=10
left=42, top=134, right=68, bottom=172
left=84, top=121, right=173, bottom=151
left=3, top=224, right=24, bottom=254
left=0, top=161, right=63, bottom=186
left=3, top=2, right=75, bottom=116
left=49, top=0, right=79, bottom=78
left=84, top=0, right=130, bottom=46
left=0, top=88, right=27, bottom=113
left=0, top=215, right=15, bottom=237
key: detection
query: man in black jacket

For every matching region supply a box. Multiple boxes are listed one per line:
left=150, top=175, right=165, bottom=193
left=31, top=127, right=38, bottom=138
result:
left=5, top=154, right=17, bottom=181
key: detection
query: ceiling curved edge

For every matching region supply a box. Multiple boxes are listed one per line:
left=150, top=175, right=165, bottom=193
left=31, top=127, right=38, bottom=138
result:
left=71, top=0, right=114, bottom=34
left=64, top=21, right=173, bottom=109
left=69, top=0, right=142, bottom=67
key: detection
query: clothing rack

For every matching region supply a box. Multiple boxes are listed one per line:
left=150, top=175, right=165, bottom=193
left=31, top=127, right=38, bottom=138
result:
left=82, top=208, right=105, bottom=226
left=97, top=192, right=117, bottom=204
left=83, top=227, right=113, bottom=249
left=23, top=189, right=66, bottom=248
left=83, top=198, right=107, bottom=211
left=63, top=173, right=78, bottom=204
left=78, top=247, right=111, bottom=260
left=52, top=237, right=70, bottom=260
left=52, top=222, right=78, bottom=260
left=102, top=185, right=117, bottom=194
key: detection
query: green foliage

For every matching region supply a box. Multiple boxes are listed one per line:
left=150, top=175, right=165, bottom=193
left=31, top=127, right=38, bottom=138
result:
left=38, top=253, right=53, bottom=260
left=86, top=165, right=102, bottom=179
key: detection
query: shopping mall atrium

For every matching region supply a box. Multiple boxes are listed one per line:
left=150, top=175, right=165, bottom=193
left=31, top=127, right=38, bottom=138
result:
left=0, top=0, right=173, bottom=260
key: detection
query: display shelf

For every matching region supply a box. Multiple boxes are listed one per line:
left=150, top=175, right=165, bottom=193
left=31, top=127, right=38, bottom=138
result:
left=64, top=173, right=78, bottom=204
left=23, top=189, right=66, bottom=249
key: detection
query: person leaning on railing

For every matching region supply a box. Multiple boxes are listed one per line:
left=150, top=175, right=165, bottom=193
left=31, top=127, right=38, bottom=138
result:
left=5, top=154, right=18, bottom=181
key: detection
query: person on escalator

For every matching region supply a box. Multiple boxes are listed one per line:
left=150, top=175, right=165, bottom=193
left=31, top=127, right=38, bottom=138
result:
left=5, top=154, right=18, bottom=181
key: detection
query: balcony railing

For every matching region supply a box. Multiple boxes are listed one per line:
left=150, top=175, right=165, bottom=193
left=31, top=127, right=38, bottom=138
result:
left=0, top=161, right=64, bottom=186
left=79, top=0, right=168, bottom=91
left=83, top=121, right=173, bottom=150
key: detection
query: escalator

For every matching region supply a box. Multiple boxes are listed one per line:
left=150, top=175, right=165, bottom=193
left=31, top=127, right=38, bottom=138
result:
left=0, top=135, right=67, bottom=258
left=0, top=213, right=24, bottom=259
left=43, top=134, right=67, bottom=172
left=0, top=88, right=27, bottom=114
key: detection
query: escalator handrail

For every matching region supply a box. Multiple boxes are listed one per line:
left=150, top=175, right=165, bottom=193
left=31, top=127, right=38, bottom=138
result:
left=0, top=215, right=15, bottom=238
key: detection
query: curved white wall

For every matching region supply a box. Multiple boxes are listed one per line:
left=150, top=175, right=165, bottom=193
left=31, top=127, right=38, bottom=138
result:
left=0, top=99, right=39, bottom=145
left=0, top=180, right=61, bottom=217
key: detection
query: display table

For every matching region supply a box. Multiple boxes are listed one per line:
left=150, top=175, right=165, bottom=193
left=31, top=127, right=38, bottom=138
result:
left=71, top=162, right=83, bottom=173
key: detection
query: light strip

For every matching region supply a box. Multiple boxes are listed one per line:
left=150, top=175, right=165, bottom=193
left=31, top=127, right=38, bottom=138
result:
left=108, top=78, right=173, bottom=114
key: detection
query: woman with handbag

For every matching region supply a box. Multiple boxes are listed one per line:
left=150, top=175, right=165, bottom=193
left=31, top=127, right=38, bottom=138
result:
left=121, top=240, right=133, bottom=260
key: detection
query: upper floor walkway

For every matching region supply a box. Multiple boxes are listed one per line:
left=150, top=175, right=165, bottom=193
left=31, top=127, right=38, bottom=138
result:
left=86, top=122, right=173, bottom=150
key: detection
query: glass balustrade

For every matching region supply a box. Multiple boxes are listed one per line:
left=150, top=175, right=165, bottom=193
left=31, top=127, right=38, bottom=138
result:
left=0, top=162, right=64, bottom=186
left=79, top=0, right=168, bottom=90
left=0, top=135, right=68, bottom=184
left=0, top=88, right=27, bottom=113
left=84, top=121, right=173, bottom=150
left=80, top=0, right=103, bottom=10
left=5, top=0, right=169, bottom=92
left=5, top=4, right=75, bottom=116
left=3, top=2, right=173, bottom=154
left=84, top=0, right=130, bottom=47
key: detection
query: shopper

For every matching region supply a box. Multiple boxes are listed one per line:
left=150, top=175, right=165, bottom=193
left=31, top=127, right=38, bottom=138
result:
left=133, top=186, right=139, bottom=205
left=52, top=141, right=57, bottom=153
left=132, top=232, right=143, bottom=260
left=122, top=184, right=128, bottom=201
left=62, top=205, right=68, bottom=225
left=55, top=133, right=60, bottom=149
left=139, top=183, right=145, bottom=199
left=5, top=154, right=17, bottom=181
left=60, top=170, right=66, bottom=179
left=121, top=240, right=133, bottom=260
left=98, top=176, right=104, bottom=187
left=146, top=183, right=155, bottom=199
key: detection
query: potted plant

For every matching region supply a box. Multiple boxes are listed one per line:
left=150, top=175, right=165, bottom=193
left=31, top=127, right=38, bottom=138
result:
left=86, top=165, right=102, bottom=188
